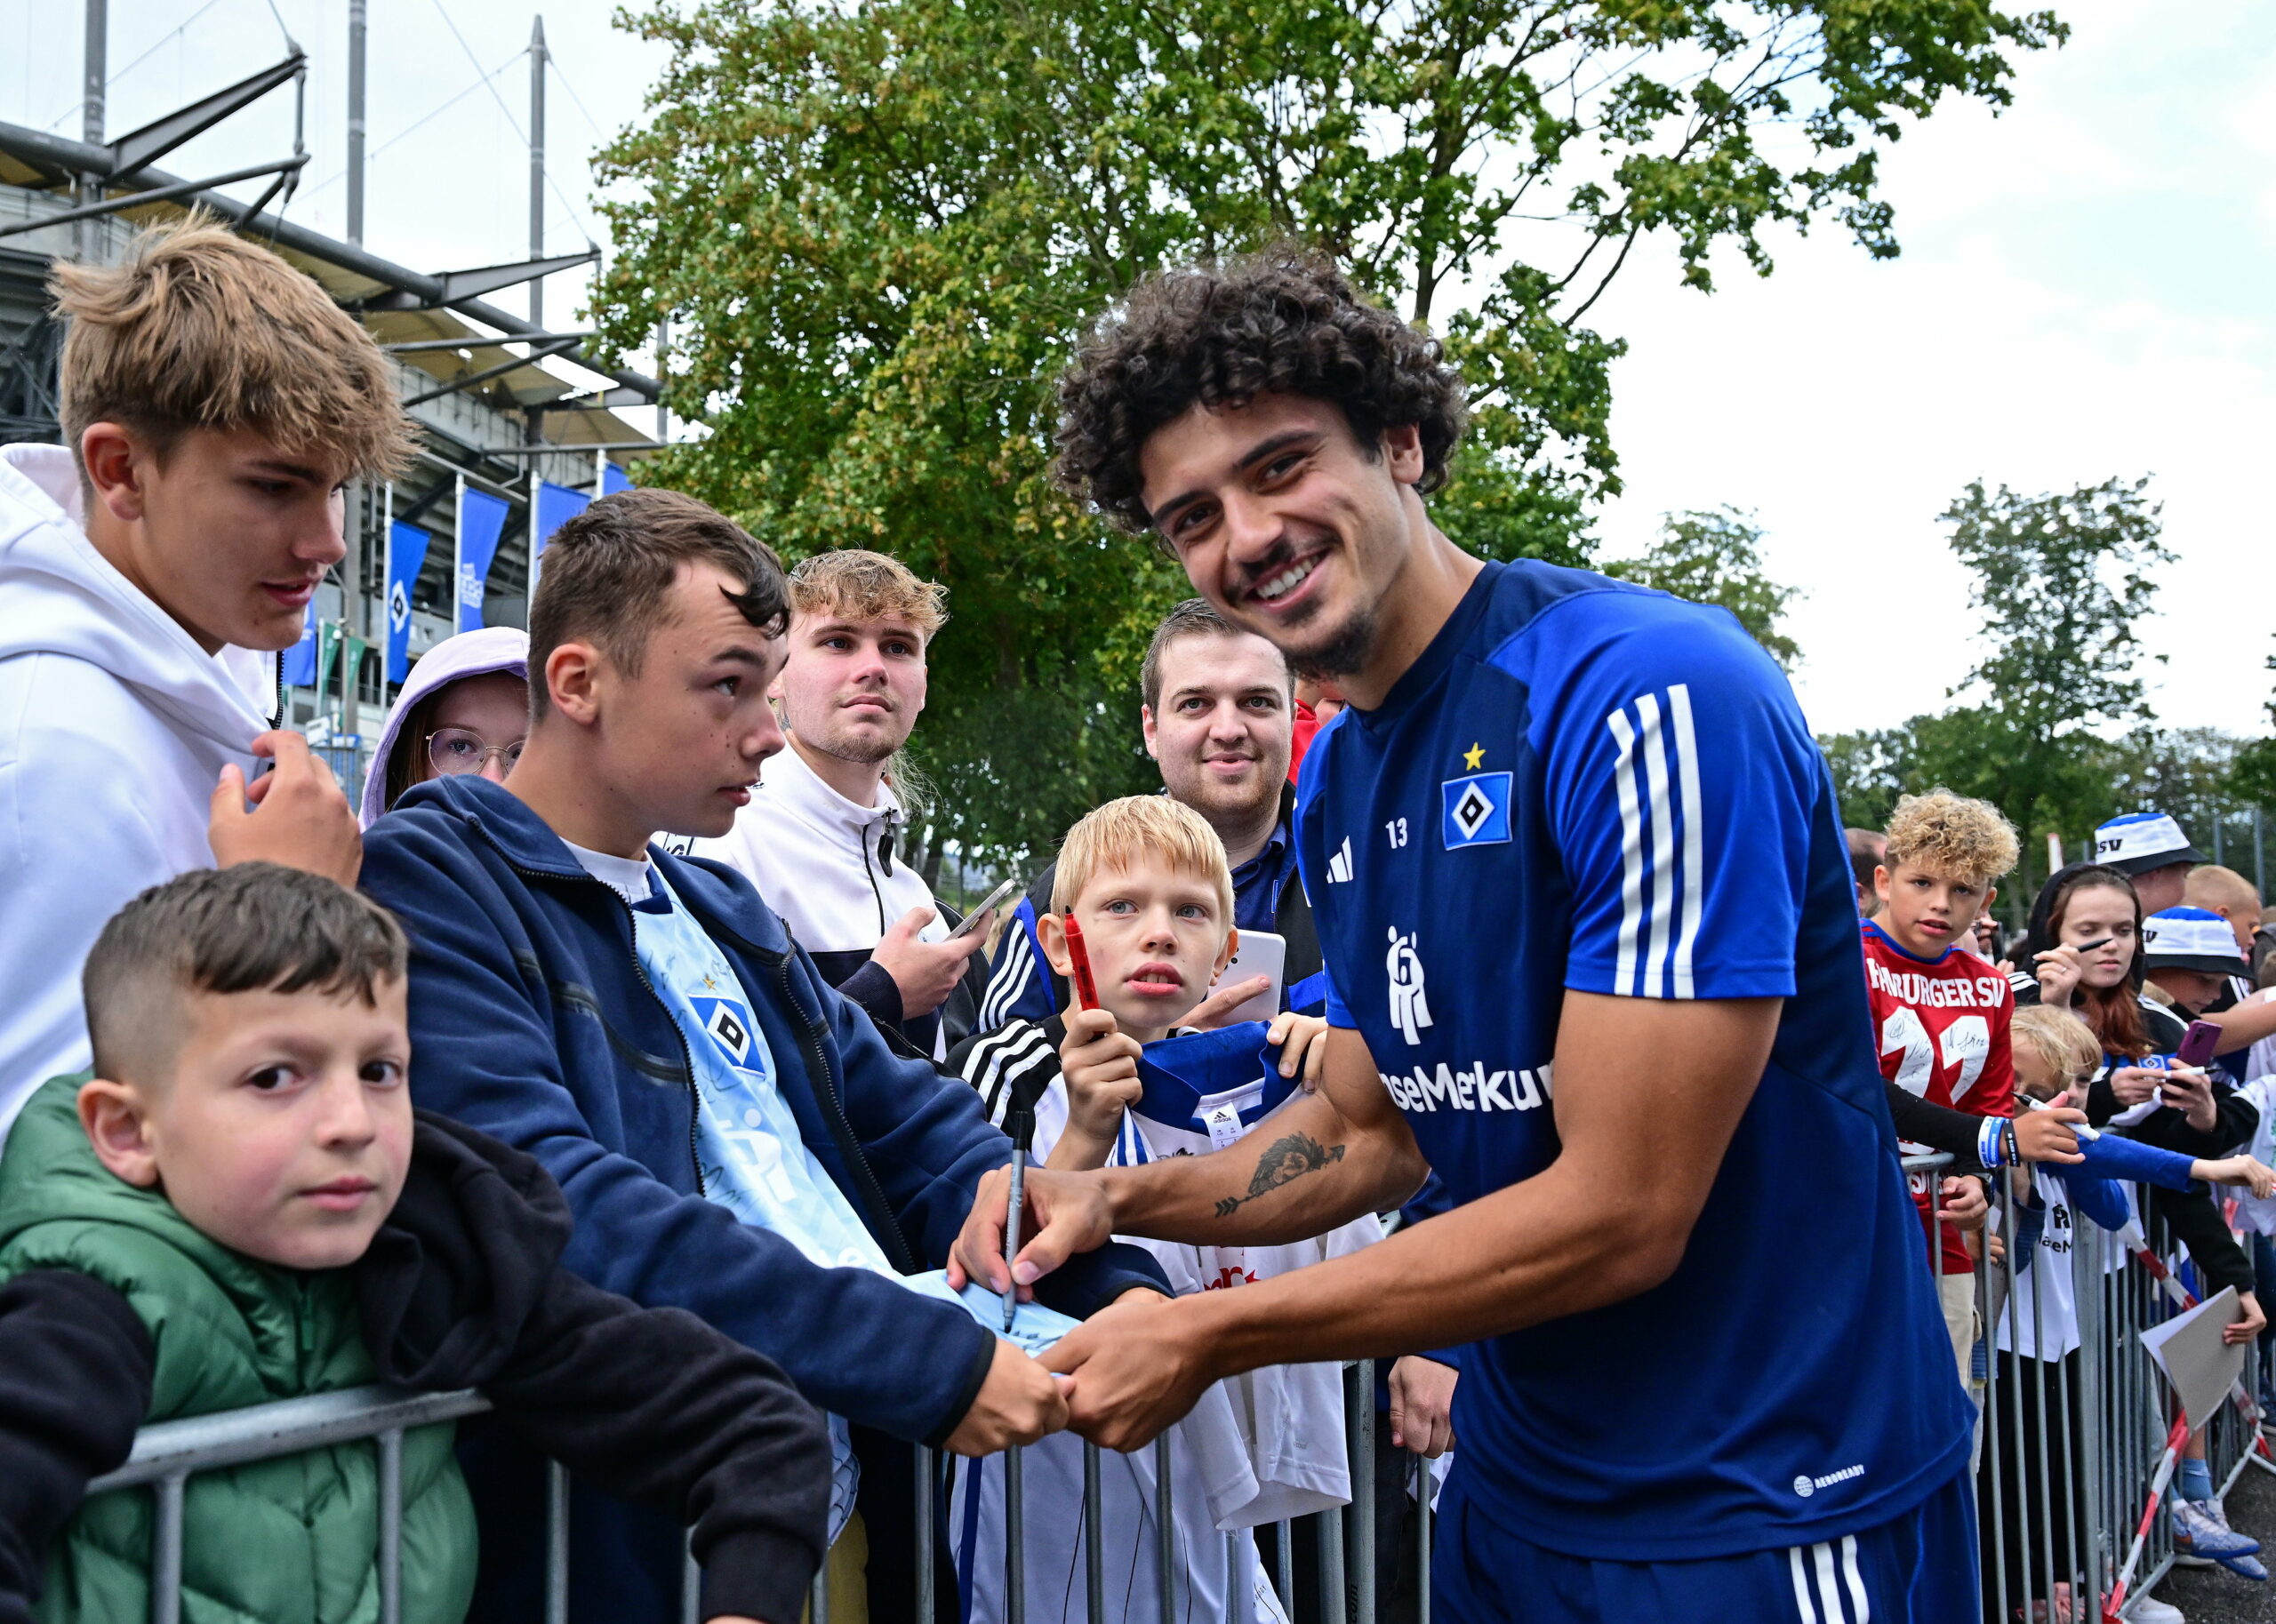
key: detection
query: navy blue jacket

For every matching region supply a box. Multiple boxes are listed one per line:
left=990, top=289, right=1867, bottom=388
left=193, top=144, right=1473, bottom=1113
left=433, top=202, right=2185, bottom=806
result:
left=362, top=777, right=1165, bottom=1619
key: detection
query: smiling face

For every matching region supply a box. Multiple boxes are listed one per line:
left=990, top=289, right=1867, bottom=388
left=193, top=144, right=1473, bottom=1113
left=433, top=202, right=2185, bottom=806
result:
left=1040, top=860, right=1238, bottom=1044
left=1142, top=629, right=1292, bottom=831
left=2055, top=882, right=2140, bottom=989
left=584, top=561, right=789, bottom=840
left=78, top=979, right=413, bottom=1270
left=775, top=611, right=928, bottom=777
left=1140, top=393, right=1425, bottom=681
left=1873, top=861, right=1994, bottom=959
left=80, top=422, right=349, bottom=654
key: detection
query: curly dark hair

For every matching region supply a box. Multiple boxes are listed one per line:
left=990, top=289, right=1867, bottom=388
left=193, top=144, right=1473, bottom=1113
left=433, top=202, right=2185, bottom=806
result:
left=1054, top=244, right=1469, bottom=534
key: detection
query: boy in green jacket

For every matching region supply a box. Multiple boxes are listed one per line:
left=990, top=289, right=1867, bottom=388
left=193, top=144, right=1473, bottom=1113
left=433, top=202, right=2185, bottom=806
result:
left=0, top=863, right=830, bottom=1624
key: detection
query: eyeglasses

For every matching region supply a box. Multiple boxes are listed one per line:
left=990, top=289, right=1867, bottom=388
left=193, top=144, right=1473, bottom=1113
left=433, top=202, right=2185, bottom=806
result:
left=425, top=727, right=525, bottom=777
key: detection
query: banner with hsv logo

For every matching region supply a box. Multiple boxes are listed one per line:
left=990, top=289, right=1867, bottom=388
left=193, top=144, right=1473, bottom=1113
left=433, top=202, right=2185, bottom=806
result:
left=384, top=520, right=433, bottom=684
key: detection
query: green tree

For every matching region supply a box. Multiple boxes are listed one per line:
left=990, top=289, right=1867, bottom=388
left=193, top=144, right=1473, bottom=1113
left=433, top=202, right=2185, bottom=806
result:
left=1605, top=508, right=1801, bottom=668
left=1935, top=476, right=2171, bottom=893
left=588, top=0, right=2064, bottom=872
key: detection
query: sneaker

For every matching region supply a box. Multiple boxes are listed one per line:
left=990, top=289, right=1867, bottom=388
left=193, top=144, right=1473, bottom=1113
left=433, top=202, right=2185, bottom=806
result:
left=2173, top=1497, right=2262, bottom=1561
left=2214, top=1548, right=2269, bottom=1581
left=2124, top=1596, right=2184, bottom=1623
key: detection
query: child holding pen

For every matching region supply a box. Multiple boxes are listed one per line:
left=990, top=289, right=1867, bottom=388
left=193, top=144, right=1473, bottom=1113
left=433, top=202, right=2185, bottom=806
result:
left=948, top=797, right=1367, bottom=1624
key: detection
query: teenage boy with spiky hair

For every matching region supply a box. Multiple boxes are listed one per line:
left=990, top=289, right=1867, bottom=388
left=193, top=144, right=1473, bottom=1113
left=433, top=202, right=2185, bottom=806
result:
left=0, top=214, right=405, bottom=1148
left=947, top=248, right=1974, bottom=1623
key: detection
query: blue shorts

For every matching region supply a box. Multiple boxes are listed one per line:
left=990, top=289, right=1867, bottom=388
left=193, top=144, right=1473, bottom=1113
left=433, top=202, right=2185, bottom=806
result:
left=1433, top=1468, right=1978, bottom=1624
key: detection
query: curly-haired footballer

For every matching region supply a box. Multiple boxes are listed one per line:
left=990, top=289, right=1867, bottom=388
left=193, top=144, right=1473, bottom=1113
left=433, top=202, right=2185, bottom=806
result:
left=947, top=247, right=1979, bottom=1624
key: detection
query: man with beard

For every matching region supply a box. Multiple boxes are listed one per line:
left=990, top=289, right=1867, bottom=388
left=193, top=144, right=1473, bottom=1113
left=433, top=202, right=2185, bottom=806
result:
left=948, top=249, right=1974, bottom=1623
left=979, top=598, right=1326, bottom=1031
left=694, top=549, right=991, bottom=1060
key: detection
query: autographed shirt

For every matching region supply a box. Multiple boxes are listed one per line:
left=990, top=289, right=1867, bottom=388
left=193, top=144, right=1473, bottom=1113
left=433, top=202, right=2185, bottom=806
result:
left=1294, top=561, right=1969, bottom=1560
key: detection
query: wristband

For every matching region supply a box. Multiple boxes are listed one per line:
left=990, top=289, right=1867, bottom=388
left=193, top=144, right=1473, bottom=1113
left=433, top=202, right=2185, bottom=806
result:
left=2005, top=1123, right=2021, bottom=1168
left=1979, top=1116, right=2007, bottom=1169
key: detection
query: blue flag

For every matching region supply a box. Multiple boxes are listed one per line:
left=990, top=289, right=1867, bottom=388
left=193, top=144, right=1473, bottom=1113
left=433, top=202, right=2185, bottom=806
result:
left=456, top=488, right=510, bottom=634
left=601, top=461, right=633, bottom=496
left=280, top=597, right=318, bottom=686
left=532, top=480, right=589, bottom=592
left=384, top=520, right=433, bottom=684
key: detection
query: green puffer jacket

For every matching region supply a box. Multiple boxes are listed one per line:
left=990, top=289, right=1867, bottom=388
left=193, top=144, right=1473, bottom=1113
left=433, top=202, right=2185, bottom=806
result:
left=0, top=1075, right=475, bottom=1624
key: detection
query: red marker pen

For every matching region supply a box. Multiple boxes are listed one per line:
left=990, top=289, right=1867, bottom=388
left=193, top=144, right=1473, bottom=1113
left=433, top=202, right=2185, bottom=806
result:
left=1062, top=915, right=1102, bottom=1012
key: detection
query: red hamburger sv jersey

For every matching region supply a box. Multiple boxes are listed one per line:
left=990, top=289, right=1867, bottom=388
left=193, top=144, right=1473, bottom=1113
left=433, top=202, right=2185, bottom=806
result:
left=1859, top=920, right=2015, bottom=1274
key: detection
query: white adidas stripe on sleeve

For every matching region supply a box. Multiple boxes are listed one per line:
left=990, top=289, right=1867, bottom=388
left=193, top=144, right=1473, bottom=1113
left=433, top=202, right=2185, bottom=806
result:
left=1602, top=682, right=1704, bottom=999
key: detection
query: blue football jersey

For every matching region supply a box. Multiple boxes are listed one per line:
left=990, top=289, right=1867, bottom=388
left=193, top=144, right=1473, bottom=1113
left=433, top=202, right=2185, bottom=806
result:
left=1294, top=561, right=1969, bottom=1560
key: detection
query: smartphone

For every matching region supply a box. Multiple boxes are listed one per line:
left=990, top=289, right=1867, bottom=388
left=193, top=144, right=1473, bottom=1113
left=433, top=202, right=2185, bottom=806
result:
left=1218, top=930, right=1287, bottom=1025
left=948, top=876, right=1024, bottom=940
left=2176, top=1020, right=2222, bottom=1071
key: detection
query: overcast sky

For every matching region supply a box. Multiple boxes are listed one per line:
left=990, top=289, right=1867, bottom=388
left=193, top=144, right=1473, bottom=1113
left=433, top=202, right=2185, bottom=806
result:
left=4, top=0, right=2268, bottom=740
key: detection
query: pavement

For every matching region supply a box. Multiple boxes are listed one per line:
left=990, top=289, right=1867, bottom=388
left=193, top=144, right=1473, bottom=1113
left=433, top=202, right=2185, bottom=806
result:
left=2147, top=1460, right=2276, bottom=1623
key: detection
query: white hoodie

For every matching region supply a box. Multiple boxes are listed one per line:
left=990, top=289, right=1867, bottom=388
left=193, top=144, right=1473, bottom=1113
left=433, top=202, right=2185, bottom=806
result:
left=0, top=443, right=276, bottom=1143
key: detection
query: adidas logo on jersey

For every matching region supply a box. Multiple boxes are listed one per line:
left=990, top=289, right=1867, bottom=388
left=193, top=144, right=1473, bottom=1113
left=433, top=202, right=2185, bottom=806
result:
left=1326, top=836, right=1353, bottom=884
left=1379, top=1059, right=1553, bottom=1115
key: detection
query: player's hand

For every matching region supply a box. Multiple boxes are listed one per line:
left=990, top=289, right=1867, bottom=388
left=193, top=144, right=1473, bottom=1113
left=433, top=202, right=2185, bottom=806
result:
left=1181, top=975, right=1272, bottom=1031
left=1060, top=1007, right=1143, bottom=1146
left=210, top=731, right=361, bottom=886
left=1267, top=1012, right=1331, bottom=1092
left=943, top=1338, right=1071, bottom=1456
left=2014, top=1104, right=2087, bottom=1164
left=871, top=907, right=989, bottom=1020
left=2199, top=1156, right=2276, bottom=1200
left=2229, top=1292, right=2267, bottom=1348
left=1387, top=1356, right=1457, bottom=1457
left=1935, top=1175, right=1989, bottom=1234
left=2158, top=1066, right=2219, bottom=1133
left=947, top=1164, right=1117, bottom=1300
left=1039, top=1290, right=1216, bottom=1452
left=2108, top=1067, right=2160, bottom=1108
left=2033, top=945, right=2086, bottom=1008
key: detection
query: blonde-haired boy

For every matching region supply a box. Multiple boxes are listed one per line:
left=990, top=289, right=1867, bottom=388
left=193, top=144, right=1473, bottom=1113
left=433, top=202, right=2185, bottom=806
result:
left=0, top=213, right=414, bottom=1150
left=1861, top=790, right=2023, bottom=1385
left=693, top=548, right=994, bottom=1060
left=947, top=796, right=1386, bottom=1624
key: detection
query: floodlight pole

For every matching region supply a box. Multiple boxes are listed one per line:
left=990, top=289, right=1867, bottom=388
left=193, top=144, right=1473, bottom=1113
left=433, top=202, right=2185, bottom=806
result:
left=529, top=16, right=547, bottom=327
left=80, top=0, right=105, bottom=257
left=348, top=0, right=367, bottom=244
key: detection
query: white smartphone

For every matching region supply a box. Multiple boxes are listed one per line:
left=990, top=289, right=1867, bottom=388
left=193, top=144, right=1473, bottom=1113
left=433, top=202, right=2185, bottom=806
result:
left=1217, top=930, right=1286, bottom=1025
left=948, top=876, right=1025, bottom=940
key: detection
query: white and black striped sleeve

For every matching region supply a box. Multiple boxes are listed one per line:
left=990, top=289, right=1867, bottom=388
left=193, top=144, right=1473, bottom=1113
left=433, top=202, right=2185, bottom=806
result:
left=948, top=1020, right=1062, bottom=1127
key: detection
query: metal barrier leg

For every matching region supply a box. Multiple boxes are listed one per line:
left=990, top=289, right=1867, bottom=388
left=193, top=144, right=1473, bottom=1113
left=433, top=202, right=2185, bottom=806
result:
left=1273, top=1520, right=1294, bottom=1617
left=545, top=1460, right=571, bottom=1624
left=1225, top=1531, right=1241, bottom=1624
left=1006, top=1446, right=1025, bottom=1624
left=1350, top=1362, right=1375, bottom=1624
left=813, top=1540, right=830, bottom=1624
left=1315, top=1501, right=1345, bottom=1624
left=1156, top=1436, right=1175, bottom=1624
left=918, top=1445, right=936, bottom=1624
left=683, top=1529, right=701, bottom=1624
left=377, top=1428, right=404, bottom=1624
left=1414, top=1468, right=1431, bottom=1624
left=1085, top=1444, right=1106, bottom=1624
left=150, top=1470, right=187, bottom=1624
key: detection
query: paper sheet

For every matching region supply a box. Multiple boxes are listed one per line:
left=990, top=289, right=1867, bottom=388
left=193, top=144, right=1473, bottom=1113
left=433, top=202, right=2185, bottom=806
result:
left=2140, top=1285, right=2245, bottom=1433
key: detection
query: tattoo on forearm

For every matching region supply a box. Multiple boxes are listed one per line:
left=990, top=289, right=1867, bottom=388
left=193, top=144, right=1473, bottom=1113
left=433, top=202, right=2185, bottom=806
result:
left=1215, top=1132, right=1347, bottom=1218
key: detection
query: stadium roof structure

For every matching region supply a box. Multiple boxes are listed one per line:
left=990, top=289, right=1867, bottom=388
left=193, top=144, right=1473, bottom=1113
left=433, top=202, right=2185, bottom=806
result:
left=0, top=11, right=674, bottom=739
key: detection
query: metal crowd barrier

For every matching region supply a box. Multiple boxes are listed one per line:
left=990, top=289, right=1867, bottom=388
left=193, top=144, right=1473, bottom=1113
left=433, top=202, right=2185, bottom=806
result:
left=1906, top=1148, right=2275, bottom=1624
left=96, top=1154, right=2264, bottom=1624
left=82, top=1358, right=1434, bottom=1624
